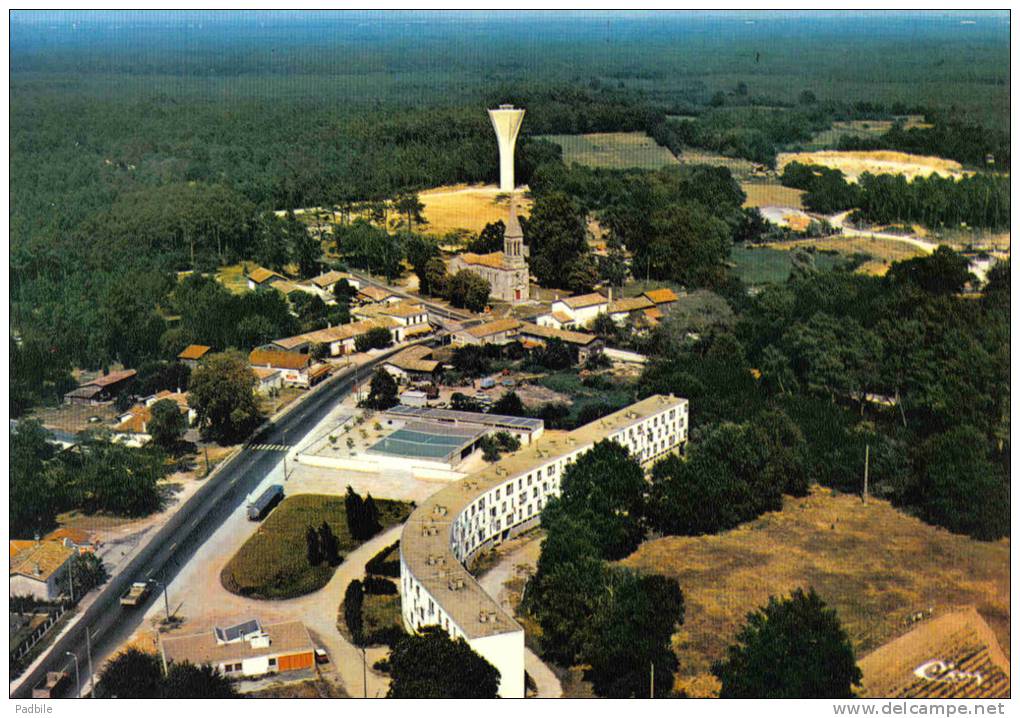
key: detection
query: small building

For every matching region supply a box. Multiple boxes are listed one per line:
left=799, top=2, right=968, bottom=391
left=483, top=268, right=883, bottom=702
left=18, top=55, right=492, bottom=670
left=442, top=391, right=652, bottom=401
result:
left=159, top=619, right=316, bottom=679
left=246, top=267, right=285, bottom=290
left=248, top=349, right=324, bottom=388
left=399, top=389, right=429, bottom=408
left=383, top=345, right=442, bottom=384
left=517, top=322, right=604, bottom=365
left=269, top=278, right=318, bottom=300
left=642, top=287, right=678, bottom=309
left=177, top=344, right=212, bottom=368
left=251, top=366, right=283, bottom=396
left=607, top=295, right=654, bottom=324
left=535, top=309, right=576, bottom=330
left=451, top=318, right=522, bottom=346
left=549, top=292, right=608, bottom=327
left=353, top=300, right=431, bottom=333
left=112, top=391, right=195, bottom=446
left=10, top=540, right=76, bottom=601
left=356, top=285, right=401, bottom=305
left=309, top=270, right=360, bottom=295
left=269, top=317, right=400, bottom=358
left=43, top=528, right=99, bottom=554
left=63, top=369, right=137, bottom=406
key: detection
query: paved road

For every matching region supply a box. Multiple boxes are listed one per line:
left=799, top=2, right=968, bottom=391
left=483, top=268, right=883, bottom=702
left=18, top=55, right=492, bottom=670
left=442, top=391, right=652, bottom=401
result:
left=10, top=346, right=411, bottom=699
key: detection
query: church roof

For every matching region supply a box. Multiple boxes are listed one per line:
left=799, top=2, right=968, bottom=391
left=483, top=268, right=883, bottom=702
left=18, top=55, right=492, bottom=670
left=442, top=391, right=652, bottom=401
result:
left=457, top=252, right=508, bottom=271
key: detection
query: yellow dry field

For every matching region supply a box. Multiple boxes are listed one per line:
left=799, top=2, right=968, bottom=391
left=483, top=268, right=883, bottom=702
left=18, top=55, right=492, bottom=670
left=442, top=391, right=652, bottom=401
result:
left=680, top=149, right=757, bottom=179
left=777, top=150, right=967, bottom=182
left=418, top=184, right=532, bottom=237
left=621, top=488, right=1010, bottom=693
left=741, top=182, right=805, bottom=210
left=766, top=236, right=926, bottom=276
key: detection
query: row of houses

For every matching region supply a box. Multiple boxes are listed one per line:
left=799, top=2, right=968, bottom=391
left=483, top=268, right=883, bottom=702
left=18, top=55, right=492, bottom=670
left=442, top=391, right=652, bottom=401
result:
left=537, top=287, right=678, bottom=330
left=451, top=317, right=604, bottom=364
left=246, top=267, right=403, bottom=306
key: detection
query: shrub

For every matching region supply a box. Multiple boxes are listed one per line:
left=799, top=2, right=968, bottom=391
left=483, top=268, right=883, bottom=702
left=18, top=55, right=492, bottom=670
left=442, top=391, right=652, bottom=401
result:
left=363, top=575, right=398, bottom=595
left=366, top=541, right=401, bottom=578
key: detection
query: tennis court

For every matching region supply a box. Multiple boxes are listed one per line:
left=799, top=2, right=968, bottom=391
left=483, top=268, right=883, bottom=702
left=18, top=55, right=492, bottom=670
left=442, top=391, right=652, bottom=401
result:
left=367, top=421, right=486, bottom=462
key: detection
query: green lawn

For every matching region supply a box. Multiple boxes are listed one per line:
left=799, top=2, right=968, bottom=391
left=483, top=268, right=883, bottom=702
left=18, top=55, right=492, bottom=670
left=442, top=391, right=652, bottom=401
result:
left=729, top=245, right=841, bottom=285
left=536, top=132, right=679, bottom=170
left=221, top=494, right=413, bottom=599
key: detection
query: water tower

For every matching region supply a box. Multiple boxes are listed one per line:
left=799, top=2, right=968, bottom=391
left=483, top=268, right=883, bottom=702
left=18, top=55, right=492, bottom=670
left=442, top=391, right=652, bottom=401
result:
left=488, top=105, right=525, bottom=192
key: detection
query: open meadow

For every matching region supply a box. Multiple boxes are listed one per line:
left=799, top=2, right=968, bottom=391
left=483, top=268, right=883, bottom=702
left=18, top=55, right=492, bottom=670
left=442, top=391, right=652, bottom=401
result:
left=764, top=236, right=927, bottom=276
left=418, top=184, right=532, bottom=237
left=537, top=132, right=679, bottom=170
left=621, top=488, right=1010, bottom=694
left=740, top=181, right=805, bottom=209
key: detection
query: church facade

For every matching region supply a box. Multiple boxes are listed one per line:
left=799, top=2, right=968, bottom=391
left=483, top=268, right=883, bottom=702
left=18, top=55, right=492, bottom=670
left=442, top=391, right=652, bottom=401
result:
left=449, top=202, right=530, bottom=304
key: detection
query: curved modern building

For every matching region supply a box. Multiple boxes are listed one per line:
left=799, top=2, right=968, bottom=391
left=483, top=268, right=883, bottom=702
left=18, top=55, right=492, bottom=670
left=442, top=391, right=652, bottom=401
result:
left=400, top=394, right=688, bottom=697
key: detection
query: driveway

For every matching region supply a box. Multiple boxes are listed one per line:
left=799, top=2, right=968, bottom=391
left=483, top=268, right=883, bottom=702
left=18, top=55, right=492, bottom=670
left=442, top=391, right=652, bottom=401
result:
left=476, top=536, right=563, bottom=698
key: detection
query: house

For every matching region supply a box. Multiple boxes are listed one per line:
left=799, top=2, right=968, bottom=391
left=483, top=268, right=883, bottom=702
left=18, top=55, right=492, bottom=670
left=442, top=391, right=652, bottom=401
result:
left=352, top=300, right=432, bottom=342
left=642, top=287, right=678, bottom=309
left=451, top=318, right=522, bottom=346
left=535, top=309, right=576, bottom=331
left=268, top=317, right=400, bottom=358
left=177, top=344, right=212, bottom=368
left=548, top=292, right=608, bottom=327
left=309, top=270, right=360, bottom=295
left=63, top=369, right=137, bottom=406
left=269, top=278, right=318, bottom=300
left=10, top=540, right=76, bottom=601
left=607, top=295, right=654, bottom=324
left=246, top=267, right=285, bottom=290
left=356, top=285, right=401, bottom=305
left=248, top=349, right=328, bottom=388
left=112, top=391, right=195, bottom=446
left=159, top=619, right=316, bottom=679
left=251, top=367, right=283, bottom=396
left=383, top=345, right=442, bottom=384
left=517, top=322, right=604, bottom=364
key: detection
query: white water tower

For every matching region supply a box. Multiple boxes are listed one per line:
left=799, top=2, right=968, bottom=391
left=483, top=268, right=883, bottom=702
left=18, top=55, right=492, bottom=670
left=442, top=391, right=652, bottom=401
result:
left=488, top=105, right=525, bottom=192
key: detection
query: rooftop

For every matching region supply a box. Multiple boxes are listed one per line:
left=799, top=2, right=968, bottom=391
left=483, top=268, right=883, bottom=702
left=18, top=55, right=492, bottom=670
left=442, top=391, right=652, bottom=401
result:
left=246, top=267, right=283, bottom=284
left=384, top=345, right=441, bottom=373
left=384, top=405, right=544, bottom=433
left=10, top=540, right=76, bottom=582
left=83, top=369, right=137, bottom=389
left=557, top=292, right=607, bottom=310
left=357, top=285, right=397, bottom=302
left=249, top=349, right=312, bottom=371
left=310, top=270, right=352, bottom=288
left=517, top=322, right=599, bottom=346
left=354, top=300, right=428, bottom=319
left=160, top=621, right=314, bottom=668
left=401, top=394, right=685, bottom=639
left=608, top=296, right=655, bottom=314
left=177, top=344, right=212, bottom=361
left=456, top=251, right=508, bottom=271
left=643, top=288, right=679, bottom=305
left=464, top=318, right=521, bottom=339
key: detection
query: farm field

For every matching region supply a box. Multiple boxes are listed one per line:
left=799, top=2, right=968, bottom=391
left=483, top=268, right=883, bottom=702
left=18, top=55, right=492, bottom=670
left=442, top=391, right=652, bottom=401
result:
left=678, top=148, right=757, bottom=179
left=776, top=150, right=967, bottom=182
left=621, top=487, right=1010, bottom=696
left=537, top=132, right=679, bottom=170
left=800, top=116, right=933, bottom=151
left=740, top=181, right=805, bottom=209
left=730, top=244, right=841, bottom=285
left=764, top=236, right=927, bottom=276
left=220, top=494, right=413, bottom=599
left=418, top=184, right=532, bottom=237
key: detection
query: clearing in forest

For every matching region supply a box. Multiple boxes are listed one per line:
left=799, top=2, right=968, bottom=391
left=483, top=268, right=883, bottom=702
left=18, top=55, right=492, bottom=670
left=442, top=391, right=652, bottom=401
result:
left=538, top=132, right=680, bottom=170
left=764, top=236, right=927, bottom=276
left=621, top=487, right=1009, bottom=695
left=740, top=181, right=805, bottom=209
left=776, top=150, right=967, bottom=182
left=418, top=184, right=532, bottom=238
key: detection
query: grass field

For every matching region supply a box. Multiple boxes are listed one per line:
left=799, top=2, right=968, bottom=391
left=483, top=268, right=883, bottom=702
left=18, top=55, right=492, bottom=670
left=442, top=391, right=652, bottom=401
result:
left=221, top=494, right=412, bottom=599
left=418, top=184, right=532, bottom=237
left=337, top=590, right=403, bottom=647
left=678, top=149, right=757, bottom=180
left=740, top=182, right=805, bottom=209
left=730, top=244, right=841, bottom=284
left=621, top=487, right=1010, bottom=694
left=799, top=116, right=933, bottom=151
left=764, top=237, right=926, bottom=276
left=538, top=132, right=679, bottom=170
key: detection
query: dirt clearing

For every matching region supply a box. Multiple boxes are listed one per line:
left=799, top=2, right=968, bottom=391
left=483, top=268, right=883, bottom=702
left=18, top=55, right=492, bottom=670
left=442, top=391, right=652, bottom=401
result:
left=777, top=150, right=967, bottom=182
left=418, top=184, right=532, bottom=237
left=741, top=182, right=805, bottom=210
left=621, top=487, right=1009, bottom=692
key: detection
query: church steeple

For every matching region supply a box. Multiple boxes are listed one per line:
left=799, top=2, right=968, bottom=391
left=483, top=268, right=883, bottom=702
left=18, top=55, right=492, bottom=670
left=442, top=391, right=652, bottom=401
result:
left=503, top=199, right=525, bottom=268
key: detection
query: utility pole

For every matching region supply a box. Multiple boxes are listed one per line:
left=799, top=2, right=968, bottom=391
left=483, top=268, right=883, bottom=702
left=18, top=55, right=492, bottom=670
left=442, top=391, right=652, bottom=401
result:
left=362, top=646, right=367, bottom=698
left=86, top=626, right=95, bottom=698
left=65, top=652, right=79, bottom=698
left=150, top=579, right=170, bottom=621
left=650, top=661, right=654, bottom=698
left=863, top=443, right=870, bottom=504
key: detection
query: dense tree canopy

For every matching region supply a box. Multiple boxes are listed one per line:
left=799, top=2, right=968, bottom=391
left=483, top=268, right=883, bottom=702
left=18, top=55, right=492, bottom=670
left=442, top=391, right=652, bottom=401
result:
left=187, top=350, right=262, bottom=443
left=387, top=628, right=501, bottom=698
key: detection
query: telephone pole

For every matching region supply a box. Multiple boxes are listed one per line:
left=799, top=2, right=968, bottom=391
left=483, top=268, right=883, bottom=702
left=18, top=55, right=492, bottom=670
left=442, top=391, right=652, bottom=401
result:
left=863, top=443, right=870, bottom=504
left=86, top=626, right=95, bottom=698
left=650, top=661, right=654, bottom=698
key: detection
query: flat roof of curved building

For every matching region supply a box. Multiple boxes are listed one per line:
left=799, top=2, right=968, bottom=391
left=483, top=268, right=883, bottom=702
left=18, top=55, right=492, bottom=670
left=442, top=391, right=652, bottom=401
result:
left=401, top=394, right=685, bottom=639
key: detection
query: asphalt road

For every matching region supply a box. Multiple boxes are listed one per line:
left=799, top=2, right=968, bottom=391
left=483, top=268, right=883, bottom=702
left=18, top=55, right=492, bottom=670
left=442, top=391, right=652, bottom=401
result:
left=10, top=348, right=408, bottom=699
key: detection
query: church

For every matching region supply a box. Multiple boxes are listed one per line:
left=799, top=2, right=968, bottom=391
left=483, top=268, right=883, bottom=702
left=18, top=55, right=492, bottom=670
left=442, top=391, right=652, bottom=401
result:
left=448, top=201, right=530, bottom=304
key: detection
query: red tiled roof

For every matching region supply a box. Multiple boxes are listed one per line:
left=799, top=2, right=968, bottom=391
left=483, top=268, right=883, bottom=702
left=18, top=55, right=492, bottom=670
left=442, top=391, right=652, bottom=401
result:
left=249, top=349, right=311, bottom=371
left=85, top=369, right=137, bottom=389
left=178, top=345, right=212, bottom=361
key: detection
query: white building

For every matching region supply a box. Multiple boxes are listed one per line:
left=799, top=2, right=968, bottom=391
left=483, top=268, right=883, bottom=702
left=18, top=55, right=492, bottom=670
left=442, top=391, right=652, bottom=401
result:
left=10, top=540, right=76, bottom=601
left=399, top=394, right=688, bottom=697
left=159, top=619, right=316, bottom=678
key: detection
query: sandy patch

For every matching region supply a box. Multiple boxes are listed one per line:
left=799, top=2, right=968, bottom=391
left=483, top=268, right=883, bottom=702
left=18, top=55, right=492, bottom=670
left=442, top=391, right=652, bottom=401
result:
left=777, top=150, right=967, bottom=183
